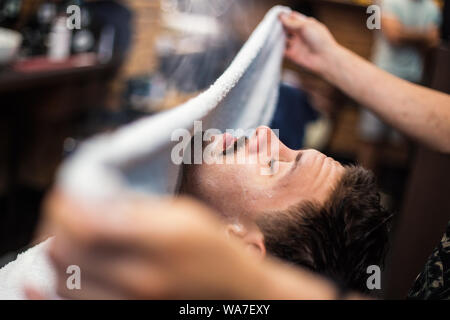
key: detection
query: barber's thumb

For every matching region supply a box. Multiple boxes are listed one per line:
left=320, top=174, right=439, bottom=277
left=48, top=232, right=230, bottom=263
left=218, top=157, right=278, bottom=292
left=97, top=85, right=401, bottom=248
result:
left=279, top=11, right=307, bottom=29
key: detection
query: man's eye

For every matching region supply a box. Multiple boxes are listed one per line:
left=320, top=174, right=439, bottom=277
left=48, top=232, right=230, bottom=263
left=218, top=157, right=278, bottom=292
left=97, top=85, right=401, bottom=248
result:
left=268, top=159, right=277, bottom=172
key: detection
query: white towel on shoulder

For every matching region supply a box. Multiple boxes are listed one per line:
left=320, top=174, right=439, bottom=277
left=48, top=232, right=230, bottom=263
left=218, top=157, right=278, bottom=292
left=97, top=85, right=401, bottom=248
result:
left=0, top=6, right=290, bottom=299
left=0, top=239, right=55, bottom=300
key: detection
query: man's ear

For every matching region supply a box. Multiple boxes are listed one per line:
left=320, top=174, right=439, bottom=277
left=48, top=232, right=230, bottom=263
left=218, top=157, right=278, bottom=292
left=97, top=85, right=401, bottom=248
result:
left=225, top=223, right=266, bottom=259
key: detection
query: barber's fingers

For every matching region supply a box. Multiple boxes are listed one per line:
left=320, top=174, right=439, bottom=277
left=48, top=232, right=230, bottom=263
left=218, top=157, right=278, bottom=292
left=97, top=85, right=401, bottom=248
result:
left=285, top=37, right=296, bottom=52
left=285, top=37, right=306, bottom=61
left=86, top=261, right=167, bottom=299
left=280, top=11, right=308, bottom=32
left=45, top=189, right=178, bottom=250
left=49, top=239, right=129, bottom=299
left=54, top=268, right=130, bottom=300
left=280, top=12, right=315, bottom=61
left=50, top=243, right=167, bottom=300
left=58, top=283, right=126, bottom=300
left=41, top=189, right=108, bottom=246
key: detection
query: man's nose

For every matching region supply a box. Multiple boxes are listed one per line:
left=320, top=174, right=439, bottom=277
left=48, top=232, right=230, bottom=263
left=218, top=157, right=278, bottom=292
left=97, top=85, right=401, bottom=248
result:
left=251, top=126, right=272, bottom=155
left=254, top=126, right=296, bottom=160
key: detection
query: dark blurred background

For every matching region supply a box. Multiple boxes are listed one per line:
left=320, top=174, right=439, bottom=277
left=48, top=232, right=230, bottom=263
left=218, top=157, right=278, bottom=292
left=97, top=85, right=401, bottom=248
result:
left=0, top=0, right=449, bottom=299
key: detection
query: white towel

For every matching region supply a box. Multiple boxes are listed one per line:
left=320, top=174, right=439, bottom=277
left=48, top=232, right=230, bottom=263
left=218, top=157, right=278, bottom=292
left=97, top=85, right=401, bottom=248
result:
left=0, top=6, right=290, bottom=299
left=0, top=239, right=55, bottom=299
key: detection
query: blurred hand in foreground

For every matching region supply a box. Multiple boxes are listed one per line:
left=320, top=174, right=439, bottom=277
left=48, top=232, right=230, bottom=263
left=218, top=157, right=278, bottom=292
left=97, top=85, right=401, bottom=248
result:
left=42, top=192, right=261, bottom=299
left=35, top=191, right=343, bottom=300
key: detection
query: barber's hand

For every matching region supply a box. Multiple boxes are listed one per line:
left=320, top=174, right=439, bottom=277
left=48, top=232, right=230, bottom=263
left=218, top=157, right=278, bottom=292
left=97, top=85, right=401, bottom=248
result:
left=280, top=12, right=339, bottom=75
left=41, top=191, right=269, bottom=300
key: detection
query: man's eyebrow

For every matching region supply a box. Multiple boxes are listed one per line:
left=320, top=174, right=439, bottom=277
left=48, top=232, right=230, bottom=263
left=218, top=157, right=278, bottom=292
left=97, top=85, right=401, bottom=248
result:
left=287, top=152, right=302, bottom=176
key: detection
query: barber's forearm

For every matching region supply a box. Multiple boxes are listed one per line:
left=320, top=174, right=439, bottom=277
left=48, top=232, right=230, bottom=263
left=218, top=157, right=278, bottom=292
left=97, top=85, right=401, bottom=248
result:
left=248, top=259, right=338, bottom=300
left=323, top=45, right=450, bottom=153
left=256, top=259, right=369, bottom=300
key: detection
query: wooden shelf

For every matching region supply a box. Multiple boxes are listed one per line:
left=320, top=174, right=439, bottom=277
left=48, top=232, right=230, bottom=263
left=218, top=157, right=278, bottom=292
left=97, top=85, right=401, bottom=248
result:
left=0, top=58, right=119, bottom=95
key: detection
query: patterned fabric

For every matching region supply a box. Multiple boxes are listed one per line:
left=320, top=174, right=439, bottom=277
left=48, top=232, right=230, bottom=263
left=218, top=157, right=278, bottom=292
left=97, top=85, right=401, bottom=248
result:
left=408, top=221, right=450, bottom=300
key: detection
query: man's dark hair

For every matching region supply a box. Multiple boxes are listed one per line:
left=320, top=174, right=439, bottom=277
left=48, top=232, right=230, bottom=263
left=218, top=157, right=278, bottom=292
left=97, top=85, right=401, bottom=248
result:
left=254, top=165, right=392, bottom=293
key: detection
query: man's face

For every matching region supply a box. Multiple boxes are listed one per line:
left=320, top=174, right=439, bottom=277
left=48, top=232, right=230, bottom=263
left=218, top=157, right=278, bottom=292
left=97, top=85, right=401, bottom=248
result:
left=184, top=126, right=345, bottom=218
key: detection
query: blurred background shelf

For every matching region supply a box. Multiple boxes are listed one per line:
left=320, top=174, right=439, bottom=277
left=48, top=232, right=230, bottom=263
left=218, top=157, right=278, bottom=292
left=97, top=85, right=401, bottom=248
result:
left=0, top=55, right=121, bottom=257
